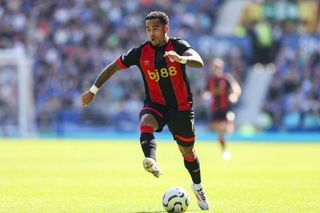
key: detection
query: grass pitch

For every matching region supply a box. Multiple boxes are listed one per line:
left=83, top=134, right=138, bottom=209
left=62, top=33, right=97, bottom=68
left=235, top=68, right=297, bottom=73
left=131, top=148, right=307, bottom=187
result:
left=0, top=139, right=319, bottom=213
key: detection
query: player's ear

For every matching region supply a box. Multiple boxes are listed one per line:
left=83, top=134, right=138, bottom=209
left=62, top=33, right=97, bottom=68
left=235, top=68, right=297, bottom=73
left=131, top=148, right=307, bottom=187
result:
left=165, top=25, right=169, bottom=33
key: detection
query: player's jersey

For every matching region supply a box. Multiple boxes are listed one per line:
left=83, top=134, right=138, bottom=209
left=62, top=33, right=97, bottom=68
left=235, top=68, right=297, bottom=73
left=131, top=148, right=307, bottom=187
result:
left=208, top=74, right=232, bottom=112
left=116, top=37, right=193, bottom=111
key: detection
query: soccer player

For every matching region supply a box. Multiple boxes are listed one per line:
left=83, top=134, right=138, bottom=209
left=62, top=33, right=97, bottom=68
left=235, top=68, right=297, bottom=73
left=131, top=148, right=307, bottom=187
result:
left=205, top=58, right=241, bottom=160
left=80, top=11, right=209, bottom=210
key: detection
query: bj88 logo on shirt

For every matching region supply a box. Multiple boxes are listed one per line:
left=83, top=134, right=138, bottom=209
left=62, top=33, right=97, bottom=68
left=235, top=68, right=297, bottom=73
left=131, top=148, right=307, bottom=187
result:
left=147, top=66, right=177, bottom=81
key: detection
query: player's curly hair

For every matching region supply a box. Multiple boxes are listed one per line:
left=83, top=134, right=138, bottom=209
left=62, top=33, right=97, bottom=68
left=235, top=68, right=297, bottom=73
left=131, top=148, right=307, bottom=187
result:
left=145, top=11, right=169, bottom=25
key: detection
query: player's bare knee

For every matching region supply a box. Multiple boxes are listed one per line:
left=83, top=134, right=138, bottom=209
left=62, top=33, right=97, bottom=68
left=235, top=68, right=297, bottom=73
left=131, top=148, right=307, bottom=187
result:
left=178, top=145, right=195, bottom=158
left=140, top=114, right=158, bottom=129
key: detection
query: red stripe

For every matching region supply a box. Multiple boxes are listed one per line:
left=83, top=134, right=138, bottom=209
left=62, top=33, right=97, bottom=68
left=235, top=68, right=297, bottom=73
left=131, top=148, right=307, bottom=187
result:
left=140, top=44, right=165, bottom=105
left=220, top=77, right=229, bottom=110
left=140, top=125, right=154, bottom=134
left=166, top=41, right=191, bottom=111
left=116, top=57, right=128, bottom=69
left=143, top=107, right=163, bottom=118
left=175, top=134, right=195, bottom=142
left=209, top=78, right=216, bottom=111
left=184, top=156, right=197, bottom=162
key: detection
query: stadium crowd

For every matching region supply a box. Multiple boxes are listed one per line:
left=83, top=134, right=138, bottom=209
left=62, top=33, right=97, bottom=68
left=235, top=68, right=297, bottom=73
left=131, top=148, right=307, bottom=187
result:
left=263, top=43, right=320, bottom=131
left=0, top=0, right=319, bottom=134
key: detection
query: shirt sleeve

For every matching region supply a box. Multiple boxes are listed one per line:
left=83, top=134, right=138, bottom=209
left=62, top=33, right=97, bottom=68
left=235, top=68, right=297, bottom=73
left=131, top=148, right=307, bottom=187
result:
left=173, top=38, right=192, bottom=55
left=116, top=47, right=141, bottom=69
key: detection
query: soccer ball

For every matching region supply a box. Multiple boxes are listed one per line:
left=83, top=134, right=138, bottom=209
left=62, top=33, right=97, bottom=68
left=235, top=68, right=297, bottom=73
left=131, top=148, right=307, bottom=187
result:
left=162, top=187, right=190, bottom=213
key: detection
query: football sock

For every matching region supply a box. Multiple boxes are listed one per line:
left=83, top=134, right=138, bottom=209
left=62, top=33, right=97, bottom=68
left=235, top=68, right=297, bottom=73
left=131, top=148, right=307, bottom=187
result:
left=219, top=136, right=226, bottom=150
left=184, top=156, right=201, bottom=184
left=140, top=125, right=157, bottom=160
left=194, top=183, right=203, bottom=190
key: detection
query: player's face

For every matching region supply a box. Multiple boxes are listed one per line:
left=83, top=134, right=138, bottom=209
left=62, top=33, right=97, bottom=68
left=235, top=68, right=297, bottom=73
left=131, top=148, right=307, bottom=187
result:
left=213, top=64, right=223, bottom=76
left=146, top=19, right=168, bottom=46
left=212, top=60, right=224, bottom=76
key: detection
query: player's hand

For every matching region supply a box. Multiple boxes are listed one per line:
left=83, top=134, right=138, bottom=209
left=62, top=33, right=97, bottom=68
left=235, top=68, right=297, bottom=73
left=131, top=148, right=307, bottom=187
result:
left=228, top=93, right=239, bottom=104
left=81, top=91, right=95, bottom=107
left=202, top=91, right=211, bottom=101
left=164, top=51, right=182, bottom=63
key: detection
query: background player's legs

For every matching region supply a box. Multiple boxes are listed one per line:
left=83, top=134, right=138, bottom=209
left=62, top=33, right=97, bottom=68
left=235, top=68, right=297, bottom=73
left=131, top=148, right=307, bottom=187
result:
left=212, top=121, right=227, bottom=151
left=140, top=114, right=158, bottom=160
left=218, top=133, right=226, bottom=150
left=212, top=121, right=232, bottom=160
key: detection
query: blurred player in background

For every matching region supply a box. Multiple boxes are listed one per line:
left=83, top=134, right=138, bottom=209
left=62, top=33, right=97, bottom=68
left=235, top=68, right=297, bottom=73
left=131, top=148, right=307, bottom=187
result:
left=80, top=11, right=209, bottom=210
left=204, top=58, right=241, bottom=160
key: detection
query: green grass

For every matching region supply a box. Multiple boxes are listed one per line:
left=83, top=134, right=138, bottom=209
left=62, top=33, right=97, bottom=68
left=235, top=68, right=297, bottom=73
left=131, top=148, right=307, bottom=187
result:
left=0, top=139, right=319, bottom=213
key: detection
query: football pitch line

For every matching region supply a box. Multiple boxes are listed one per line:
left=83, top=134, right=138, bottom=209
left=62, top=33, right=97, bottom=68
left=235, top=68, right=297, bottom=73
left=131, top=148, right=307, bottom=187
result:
left=0, top=139, right=319, bottom=212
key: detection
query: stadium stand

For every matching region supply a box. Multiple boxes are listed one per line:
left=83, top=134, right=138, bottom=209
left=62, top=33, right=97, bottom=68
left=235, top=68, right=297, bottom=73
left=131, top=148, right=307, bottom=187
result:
left=0, top=0, right=319, bottom=136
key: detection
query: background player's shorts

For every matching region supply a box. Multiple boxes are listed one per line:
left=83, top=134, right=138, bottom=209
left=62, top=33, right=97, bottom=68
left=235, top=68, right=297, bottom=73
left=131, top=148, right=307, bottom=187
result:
left=211, top=110, right=234, bottom=122
left=139, top=102, right=195, bottom=147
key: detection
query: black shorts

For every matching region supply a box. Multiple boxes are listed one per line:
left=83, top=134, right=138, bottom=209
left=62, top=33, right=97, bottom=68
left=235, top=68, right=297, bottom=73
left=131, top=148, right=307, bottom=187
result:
left=211, top=110, right=228, bottom=121
left=139, top=102, right=195, bottom=147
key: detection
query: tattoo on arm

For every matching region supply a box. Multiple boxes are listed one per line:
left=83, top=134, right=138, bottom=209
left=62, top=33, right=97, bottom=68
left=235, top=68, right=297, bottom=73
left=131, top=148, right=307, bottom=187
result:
left=94, top=60, right=122, bottom=88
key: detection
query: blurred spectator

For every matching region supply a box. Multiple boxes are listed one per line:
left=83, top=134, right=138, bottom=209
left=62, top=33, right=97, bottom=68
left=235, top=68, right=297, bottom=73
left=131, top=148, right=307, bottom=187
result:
left=0, top=0, right=319, bottom=134
left=246, top=20, right=274, bottom=65
left=263, top=44, right=320, bottom=131
left=0, top=0, right=226, bottom=133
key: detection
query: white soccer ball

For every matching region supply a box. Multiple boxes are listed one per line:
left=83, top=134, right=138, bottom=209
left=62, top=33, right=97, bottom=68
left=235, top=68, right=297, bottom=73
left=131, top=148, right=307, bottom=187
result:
left=162, top=187, right=190, bottom=213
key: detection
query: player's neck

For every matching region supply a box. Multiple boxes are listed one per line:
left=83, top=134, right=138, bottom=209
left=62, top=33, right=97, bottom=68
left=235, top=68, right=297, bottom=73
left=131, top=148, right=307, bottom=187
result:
left=158, top=36, right=169, bottom=47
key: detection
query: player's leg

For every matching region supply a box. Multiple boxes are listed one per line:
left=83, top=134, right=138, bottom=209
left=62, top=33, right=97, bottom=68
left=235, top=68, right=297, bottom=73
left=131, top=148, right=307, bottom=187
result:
left=223, top=118, right=235, bottom=160
left=139, top=104, right=167, bottom=178
left=211, top=110, right=228, bottom=151
left=168, top=110, right=209, bottom=210
left=212, top=121, right=227, bottom=151
left=213, top=121, right=232, bottom=160
left=140, top=113, right=158, bottom=160
left=178, top=141, right=209, bottom=210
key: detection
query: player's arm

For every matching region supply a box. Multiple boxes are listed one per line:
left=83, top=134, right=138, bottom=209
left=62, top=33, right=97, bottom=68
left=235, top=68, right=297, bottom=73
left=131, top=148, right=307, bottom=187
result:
left=202, top=78, right=212, bottom=101
left=164, top=49, right=204, bottom=68
left=81, top=46, right=140, bottom=107
left=182, top=48, right=204, bottom=68
left=81, top=60, right=122, bottom=107
left=227, top=74, right=242, bottom=104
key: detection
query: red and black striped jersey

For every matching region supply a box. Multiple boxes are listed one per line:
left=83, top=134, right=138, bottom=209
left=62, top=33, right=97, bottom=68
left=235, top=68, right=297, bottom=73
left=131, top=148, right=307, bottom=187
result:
left=208, top=74, right=233, bottom=112
left=116, top=37, right=193, bottom=111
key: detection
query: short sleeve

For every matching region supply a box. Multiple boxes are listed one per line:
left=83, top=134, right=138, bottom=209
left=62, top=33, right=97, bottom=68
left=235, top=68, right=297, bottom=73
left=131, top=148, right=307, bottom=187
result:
left=173, top=38, right=192, bottom=55
left=117, top=47, right=141, bottom=68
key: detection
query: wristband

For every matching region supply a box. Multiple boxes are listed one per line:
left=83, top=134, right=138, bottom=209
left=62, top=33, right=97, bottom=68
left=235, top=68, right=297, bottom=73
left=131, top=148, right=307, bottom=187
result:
left=89, top=85, right=99, bottom=95
left=179, top=57, right=187, bottom=64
